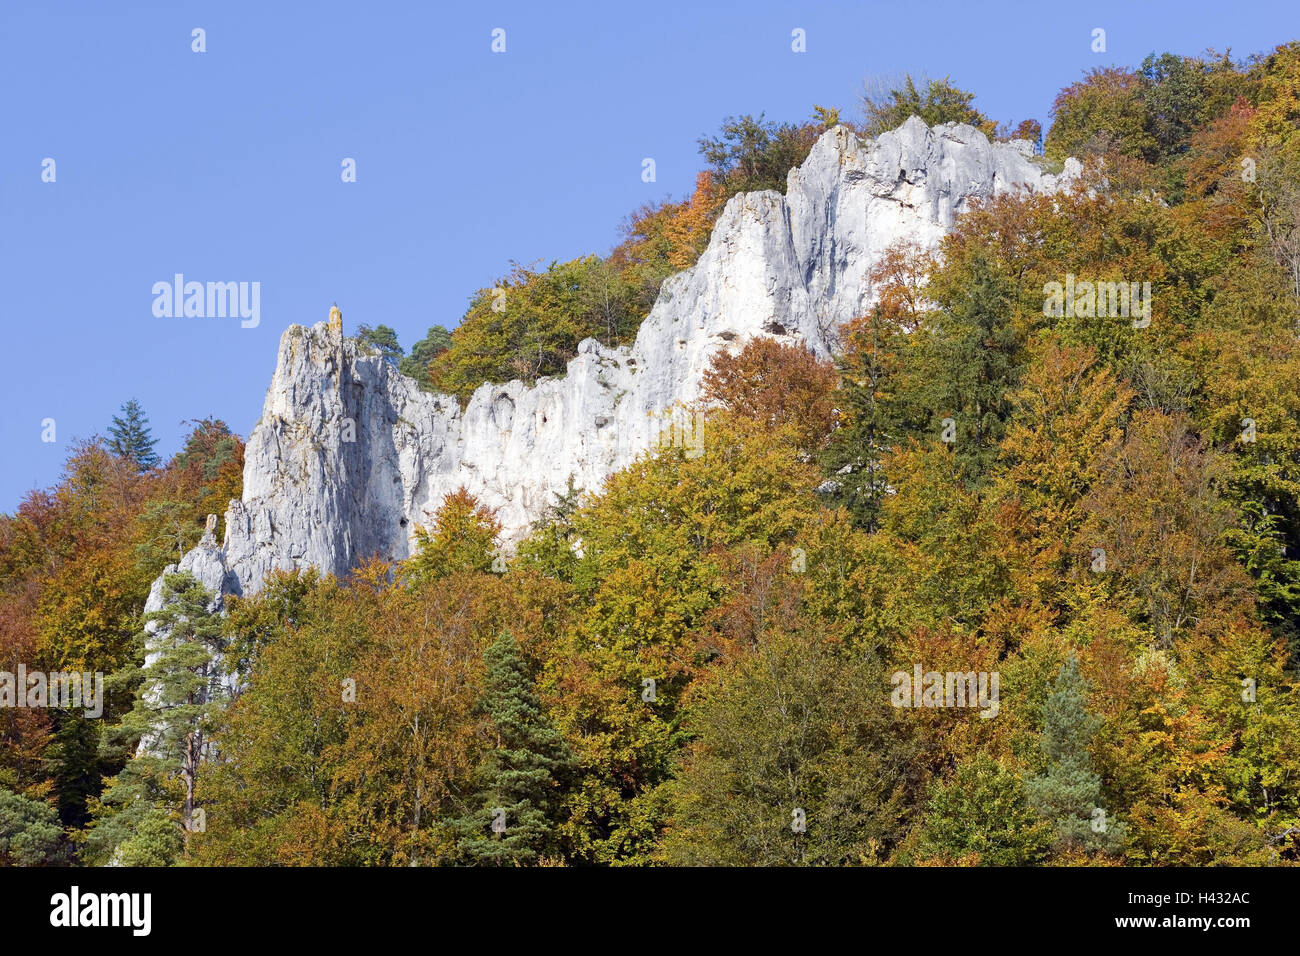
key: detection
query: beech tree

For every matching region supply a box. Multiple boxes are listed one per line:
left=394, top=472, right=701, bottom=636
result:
left=405, top=487, right=502, bottom=585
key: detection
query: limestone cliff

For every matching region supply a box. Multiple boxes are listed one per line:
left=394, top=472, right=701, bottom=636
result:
left=146, top=118, right=1078, bottom=609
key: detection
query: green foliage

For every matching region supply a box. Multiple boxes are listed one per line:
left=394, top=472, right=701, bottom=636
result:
left=860, top=74, right=993, bottom=138
left=173, top=419, right=240, bottom=484
left=697, top=113, right=819, bottom=197
left=811, top=104, right=841, bottom=129
left=662, top=634, right=919, bottom=865
left=430, top=257, right=639, bottom=403
left=516, top=477, right=585, bottom=580
left=107, top=399, right=159, bottom=471
left=902, top=250, right=1025, bottom=489
left=447, top=631, right=573, bottom=865
left=1140, top=52, right=1214, bottom=159
left=81, top=571, right=225, bottom=865
left=399, top=324, right=453, bottom=389
left=914, top=755, right=1055, bottom=865
left=0, top=787, right=63, bottom=865
left=1047, top=51, right=1251, bottom=166
left=1025, top=655, right=1126, bottom=854
left=46, top=714, right=111, bottom=830
left=1047, top=67, right=1154, bottom=161
left=112, top=806, right=184, bottom=867
left=404, top=487, right=502, bottom=585
left=7, top=42, right=1300, bottom=870
left=356, top=323, right=403, bottom=363
left=185, top=572, right=375, bottom=865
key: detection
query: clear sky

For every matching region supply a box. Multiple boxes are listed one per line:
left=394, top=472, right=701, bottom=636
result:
left=2, top=0, right=1296, bottom=510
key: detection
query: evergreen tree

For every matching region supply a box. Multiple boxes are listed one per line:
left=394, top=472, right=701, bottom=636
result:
left=399, top=324, right=453, bottom=390
left=913, top=250, right=1024, bottom=489
left=356, top=323, right=403, bottom=363
left=46, top=714, right=110, bottom=830
left=448, top=631, right=572, bottom=865
left=1026, top=655, right=1126, bottom=854
left=82, top=571, right=226, bottom=864
left=107, top=399, right=159, bottom=470
left=0, top=787, right=63, bottom=865
left=516, top=476, right=585, bottom=579
left=822, top=306, right=906, bottom=530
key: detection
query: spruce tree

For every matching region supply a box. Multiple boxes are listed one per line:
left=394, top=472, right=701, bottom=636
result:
left=448, top=631, right=572, bottom=865
left=1025, top=654, right=1126, bottom=854
left=919, top=251, right=1023, bottom=489
left=821, top=306, right=905, bottom=531
left=107, top=398, right=160, bottom=470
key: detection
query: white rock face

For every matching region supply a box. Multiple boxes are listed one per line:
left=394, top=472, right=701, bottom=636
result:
left=159, top=119, right=1078, bottom=602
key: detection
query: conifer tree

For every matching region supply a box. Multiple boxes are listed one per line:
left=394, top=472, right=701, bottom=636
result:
left=399, top=324, right=452, bottom=389
left=917, top=251, right=1023, bottom=489
left=107, top=398, right=159, bottom=470
left=356, top=323, right=403, bottom=363
left=516, top=476, right=585, bottom=579
left=448, top=631, right=572, bottom=865
left=1026, top=654, right=1126, bottom=854
left=0, top=788, right=63, bottom=865
left=82, top=571, right=226, bottom=864
left=822, top=305, right=906, bottom=530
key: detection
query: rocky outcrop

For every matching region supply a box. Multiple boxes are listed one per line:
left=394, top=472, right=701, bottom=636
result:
left=153, top=118, right=1079, bottom=604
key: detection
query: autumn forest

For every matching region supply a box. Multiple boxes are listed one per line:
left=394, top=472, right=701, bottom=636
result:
left=5, top=43, right=1300, bottom=870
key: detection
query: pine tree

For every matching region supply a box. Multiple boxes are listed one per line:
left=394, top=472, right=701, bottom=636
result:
left=82, top=571, right=227, bottom=864
left=107, top=399, right=159, bottom=470
left=398, top=324, right=453, bottom=389
left=356, top=323, right=403, bottom=363
left=1025, top=654, right=1126, bottom=854
left=447, top=631, right=572, bottom=865
left=0, top=788, right=63, bottom=865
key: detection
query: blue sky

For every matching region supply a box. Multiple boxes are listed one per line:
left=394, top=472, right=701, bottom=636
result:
left=2, top=0, right=1296, bottom=510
